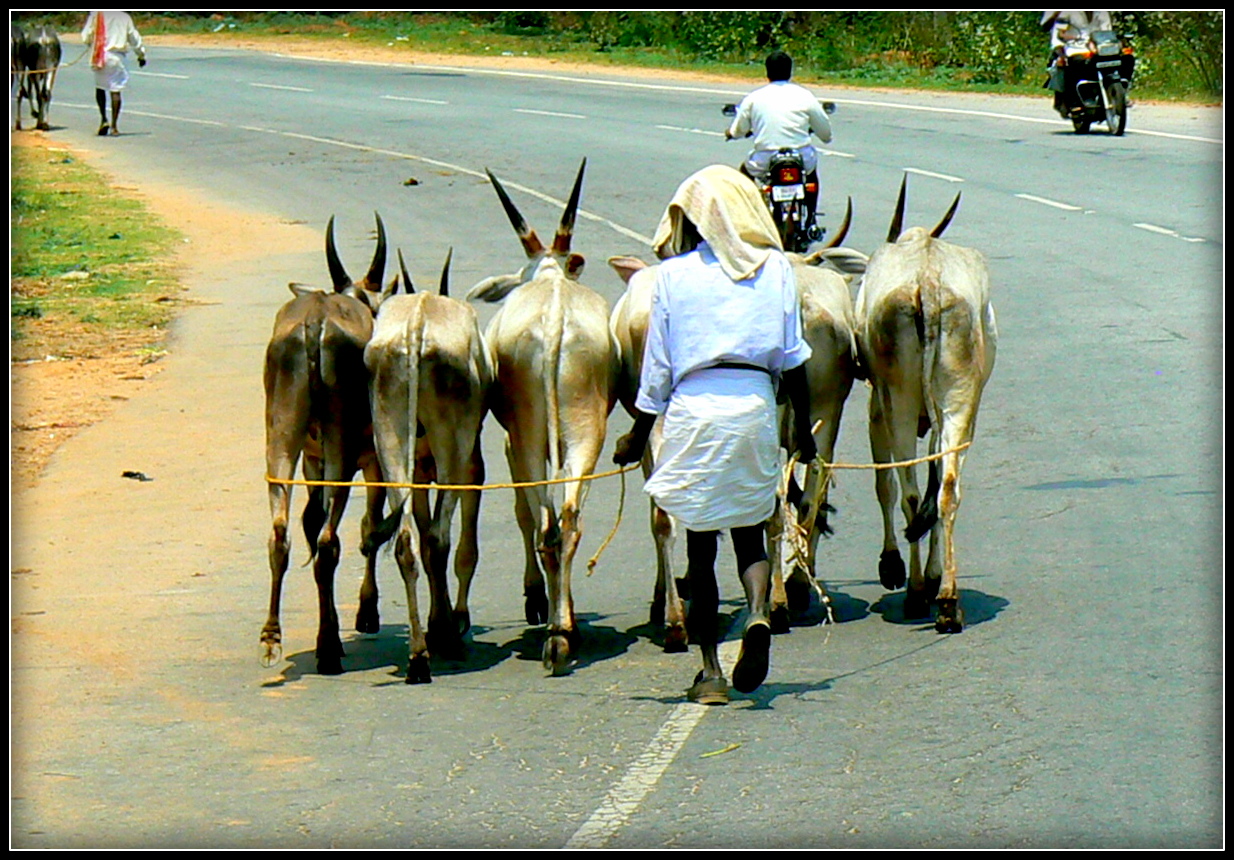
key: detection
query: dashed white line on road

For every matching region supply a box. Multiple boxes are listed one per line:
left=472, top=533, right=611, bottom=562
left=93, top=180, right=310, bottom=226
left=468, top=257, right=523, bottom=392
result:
left=514, top=108, right=587, bottom=119
left=656, top=124, right=724, bottom=137
left=250, top=83, right=313, bottom=92
left=1015, top=193, right=1083, bottom=211
left=381, top=94, right=449, bottom=105
left=904, top=167, right=964, bottom=182
left=1134, top=223, right=1207, bottom=243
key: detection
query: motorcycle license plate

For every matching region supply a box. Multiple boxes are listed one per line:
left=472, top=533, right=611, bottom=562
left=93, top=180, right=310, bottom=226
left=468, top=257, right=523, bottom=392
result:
left=771, top=184, right=804, bottom=202
left=1096, top=60, right=1122, bottom=68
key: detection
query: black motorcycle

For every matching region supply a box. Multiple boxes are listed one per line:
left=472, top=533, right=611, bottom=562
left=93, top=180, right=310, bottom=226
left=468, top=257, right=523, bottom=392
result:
left=722, top=101, right=836, bottom=253
left=1051, top=29, right=1136, bottom=136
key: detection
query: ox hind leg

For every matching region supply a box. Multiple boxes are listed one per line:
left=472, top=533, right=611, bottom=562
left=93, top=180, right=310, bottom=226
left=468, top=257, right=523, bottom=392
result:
left=929, top=384, right=984, bottom=634
left=506, top=435, right=549, bottom=627
left=393, top=513, right=432, bottom=684
left=263, top=452, right=301, bottom=668
left=354, top=453, right=387, bottom=635
left=450, top=442, right=485, bottom=637
left=644, top=428, right=687, bottom=652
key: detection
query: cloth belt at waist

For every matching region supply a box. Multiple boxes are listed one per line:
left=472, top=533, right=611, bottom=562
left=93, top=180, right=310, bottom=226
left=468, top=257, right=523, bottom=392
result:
left=711, top=361, right=772, bottom=376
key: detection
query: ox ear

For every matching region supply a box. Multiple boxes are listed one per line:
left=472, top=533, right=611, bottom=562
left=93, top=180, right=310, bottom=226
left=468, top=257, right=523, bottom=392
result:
left=466, top=273, right=525, bottom=304
left=565, top=253, right=585, bottom=280
left=812, top=247, right=869, bottom=276
left=607, top=254, right=648, bottom=284
left=288, top=281, right=317, bottom=297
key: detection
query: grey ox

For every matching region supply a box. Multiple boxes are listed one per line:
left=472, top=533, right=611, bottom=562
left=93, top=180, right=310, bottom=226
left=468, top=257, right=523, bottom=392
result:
left=467, top=160, right=620, bottom=676
left=262, top=214, right=395, bottom=674
left=364, top=249, right=494, bottom=684
left=854, top=177, right=998, bottom=633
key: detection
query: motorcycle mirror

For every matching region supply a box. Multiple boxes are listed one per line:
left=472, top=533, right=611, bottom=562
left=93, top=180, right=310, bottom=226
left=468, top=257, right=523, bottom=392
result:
left=721, top=103, right=738, bottom=117
left=822, top=101, right=837, bottom=115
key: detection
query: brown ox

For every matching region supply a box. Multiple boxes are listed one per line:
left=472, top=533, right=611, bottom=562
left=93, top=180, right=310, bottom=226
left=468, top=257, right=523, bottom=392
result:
left=364, top=250, right=494, bottom=683
left=606, top=199, right=865, bottom=638
left=467, top=160, right=620, bottom=675
left=262, top=214, right=393, bottom=674
left=13, top=24, right=60, bottom=131
left=855, top=178, right=998, bottom=633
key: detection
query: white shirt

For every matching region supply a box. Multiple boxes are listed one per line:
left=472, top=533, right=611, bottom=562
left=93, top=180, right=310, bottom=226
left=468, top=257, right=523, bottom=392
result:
left=81, top=10, right=145, bottom=57
left=1045, top=10, right=1112, bottom=49
left=635, top=241, right=811, bottom=414
left=727, top=80, right=832, bottom=153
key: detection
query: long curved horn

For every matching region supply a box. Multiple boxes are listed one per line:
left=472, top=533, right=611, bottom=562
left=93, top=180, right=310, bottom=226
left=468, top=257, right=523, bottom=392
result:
left=823, top=196, right=853, bottom=249
left=397, top=248, right=414, bottom=294
left=365, top=212, right=388, bottom=288
left=552, top=158, right=587, bottom=256
left=439, top=247, right=453, bottom=297
left=887, top=175, right=907, bottom=244
left=930, top=192, right=962, bottom=239
left=325, top=215, right=351, bottom=291
left=487, top=168, right=545, bottom=258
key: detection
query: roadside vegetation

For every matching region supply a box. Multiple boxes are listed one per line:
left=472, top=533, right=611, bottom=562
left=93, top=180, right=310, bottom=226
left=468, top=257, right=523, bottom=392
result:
left=10, top=141, right=182, bottom=363
left=15, top=10, right=1222, bottom=103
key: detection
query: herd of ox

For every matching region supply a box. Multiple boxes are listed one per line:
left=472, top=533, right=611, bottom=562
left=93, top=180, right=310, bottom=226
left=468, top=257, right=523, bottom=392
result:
left=11, top=23, right=62, bottom=132
left=262, top=162, right=998, bottom=686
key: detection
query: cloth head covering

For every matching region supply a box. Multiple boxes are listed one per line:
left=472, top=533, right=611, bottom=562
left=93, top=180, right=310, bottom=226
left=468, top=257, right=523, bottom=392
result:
left=652, top=164, right=782, bottom=282
left=90, top=11, right=107, bottom=70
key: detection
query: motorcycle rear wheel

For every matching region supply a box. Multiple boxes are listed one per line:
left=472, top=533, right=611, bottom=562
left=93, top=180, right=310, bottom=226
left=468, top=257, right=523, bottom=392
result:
left=1106, top=81, right=1128, bottom=136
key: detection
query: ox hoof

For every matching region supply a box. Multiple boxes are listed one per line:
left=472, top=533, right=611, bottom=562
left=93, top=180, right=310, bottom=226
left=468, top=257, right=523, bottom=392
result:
left=785, top=574, right=813, bottom=616
left=260, top=639, right=283, bottom=669
left=934, top=599, right=964, bottom=634
left=543, top=634, right=575, bottom=676
left=902, top=589, right=932, bottom=621
left=879, top=550, right=906, bottom=590
left=769, top=603, right=791, bottom=635
left=316, top=653, right=344, bottom=676
left=355, top=604, right=380, bottom=635
left=428, top=627, right=465, bottom=663
left=663, top=623, right=689, bottom=653
left=525, top=589, right=548, bottom=627
left=405, top=654, right=432, bottom=684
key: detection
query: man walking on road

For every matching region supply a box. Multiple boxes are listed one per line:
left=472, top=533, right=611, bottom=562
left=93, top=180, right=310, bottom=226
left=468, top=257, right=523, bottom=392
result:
left=81, top=10, right=146, bottom=136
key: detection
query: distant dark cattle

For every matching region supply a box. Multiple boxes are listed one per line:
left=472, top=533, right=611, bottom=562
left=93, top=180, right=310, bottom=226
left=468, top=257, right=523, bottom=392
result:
left=14, top=24, right=61, bottom=131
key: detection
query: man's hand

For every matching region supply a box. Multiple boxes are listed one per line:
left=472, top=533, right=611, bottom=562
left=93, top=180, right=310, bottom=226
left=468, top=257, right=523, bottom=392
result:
left=138, top=56, right=147, bottom=68
left=796, top=433, right=818, bottom=465
left=612, top=432, right=646, bottom=467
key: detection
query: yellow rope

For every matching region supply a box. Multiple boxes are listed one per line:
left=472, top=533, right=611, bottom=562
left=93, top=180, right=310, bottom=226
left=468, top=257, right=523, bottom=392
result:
left=264, top=462, right=640, bottom=491
left=586, top=464, right=626, bottom=576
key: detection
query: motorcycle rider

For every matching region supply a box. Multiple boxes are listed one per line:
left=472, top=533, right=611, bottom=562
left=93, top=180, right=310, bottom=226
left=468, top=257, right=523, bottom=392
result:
left=725, top=50, right=832, bottom=242
left=1042, top=10, right=1113, bottom=117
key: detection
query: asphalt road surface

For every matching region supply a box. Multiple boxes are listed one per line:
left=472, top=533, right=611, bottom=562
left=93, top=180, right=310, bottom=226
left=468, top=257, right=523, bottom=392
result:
left=11, top=44, right=1223, bottom=848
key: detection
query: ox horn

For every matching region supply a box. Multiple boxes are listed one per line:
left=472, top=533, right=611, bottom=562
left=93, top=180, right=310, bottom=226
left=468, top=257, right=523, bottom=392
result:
left=552, top=158, right=587, bottom=257
left=325, top=215, right=351, bottom=291
left=930, top=192, right=962, bottom=239
left=365, top=212, right=388, bottom=289
left=397, top=248, right=415, bottom=294
left=823, top=196, right=853, bottom=249
left=887, top=175, right=907, bottom=244
left=439, top=247, right=453, bottom=297
left=487, top=168, right=545, bottom=258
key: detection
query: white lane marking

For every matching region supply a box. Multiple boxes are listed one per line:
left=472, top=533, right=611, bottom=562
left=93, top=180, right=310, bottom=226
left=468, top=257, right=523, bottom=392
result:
left=1134, top=223, right=1207, bottom=243
left=381, top=94, right=449, bottom=105
left=904, top=167, right=964, bottom=183
left=134, top=71, right=189, bottom=80
left=656, top=124, right=724, bottom=137
left=565, top=639, right=741, bottom=849
left=127, top=110, right=225, bottom=127
left=249, top=82, right=313, bottom=92
left=1015, top=193, right=1083, bottom=211
left=514, top=107, right=587, bottom=120
left=821, top=148, right=857, bottom=159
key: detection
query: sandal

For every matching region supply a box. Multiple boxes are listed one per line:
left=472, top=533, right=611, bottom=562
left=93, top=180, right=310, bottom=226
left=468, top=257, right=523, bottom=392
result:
left=687, top=671, right=728, bottom=705
left=97, top=122, right=109, bottom=136
left=732, top=619, right=771, bottom=693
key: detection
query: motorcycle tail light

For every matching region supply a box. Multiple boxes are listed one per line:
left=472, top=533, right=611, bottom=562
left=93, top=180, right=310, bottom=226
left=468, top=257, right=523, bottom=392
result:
left=805, top=183, right=817, bottom=193
left=777, top=166, right=802, bottom=184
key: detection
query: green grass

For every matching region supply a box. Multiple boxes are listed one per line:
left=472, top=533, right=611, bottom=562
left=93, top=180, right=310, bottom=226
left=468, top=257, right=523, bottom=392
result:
left=10, top=143, right=183, bottom=359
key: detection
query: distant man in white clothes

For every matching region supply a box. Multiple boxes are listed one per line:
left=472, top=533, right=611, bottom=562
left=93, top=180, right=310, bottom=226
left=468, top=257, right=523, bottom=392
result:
left=81, top=10, right=146, bottom=136
left=725, top=50, right=832, bottom=241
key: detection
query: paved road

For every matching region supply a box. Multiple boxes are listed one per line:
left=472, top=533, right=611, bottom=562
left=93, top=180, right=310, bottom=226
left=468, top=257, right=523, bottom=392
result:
left=11, top=45, right=1223, bottom=848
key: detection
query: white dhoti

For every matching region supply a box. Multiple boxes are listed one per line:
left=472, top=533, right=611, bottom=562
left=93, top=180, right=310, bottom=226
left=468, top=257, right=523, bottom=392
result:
left=643, top=368, right=780, bottom=532
left=92, top=51, right=130, bottom=92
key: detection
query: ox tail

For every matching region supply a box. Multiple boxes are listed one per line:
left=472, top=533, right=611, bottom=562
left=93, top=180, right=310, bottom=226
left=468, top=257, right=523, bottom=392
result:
left=303, top=314, right=327, bottom=563
left=906, top=261, right=942, bottom=542
left=545, top=282, right=565, bottom=487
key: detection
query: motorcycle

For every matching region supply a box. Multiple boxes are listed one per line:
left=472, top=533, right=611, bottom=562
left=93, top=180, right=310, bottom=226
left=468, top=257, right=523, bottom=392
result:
left=722, top=100, right=836, bottom=253
left=1050, top=29, right=1136, bottom=136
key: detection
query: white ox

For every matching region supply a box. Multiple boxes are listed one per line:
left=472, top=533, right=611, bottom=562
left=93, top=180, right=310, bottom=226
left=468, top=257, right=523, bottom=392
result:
left=606, top=199, right=866, bottom=638
left=364, top=249, right=494, bottom=684
left=855, top=178, right=997, bottom=633
left=262, top=214, right=394, bottom=674
left=467, top=160, right=620, bottom=676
